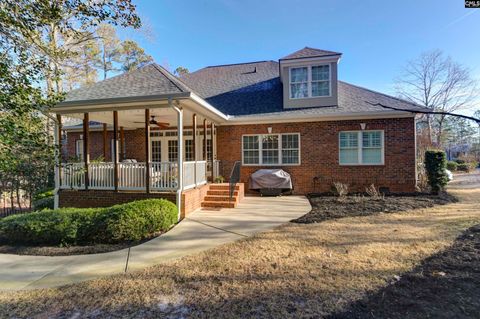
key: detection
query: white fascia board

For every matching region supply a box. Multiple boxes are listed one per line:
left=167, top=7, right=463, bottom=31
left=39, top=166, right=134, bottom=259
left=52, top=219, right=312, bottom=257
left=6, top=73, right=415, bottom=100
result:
left=188, top=92, right=229, bottom=122
left=221, top=111, right=415, bottom=126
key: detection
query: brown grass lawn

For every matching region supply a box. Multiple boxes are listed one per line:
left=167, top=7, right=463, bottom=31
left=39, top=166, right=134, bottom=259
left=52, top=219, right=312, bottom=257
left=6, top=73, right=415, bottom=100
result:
left=1, top=187, right=479, bottom=318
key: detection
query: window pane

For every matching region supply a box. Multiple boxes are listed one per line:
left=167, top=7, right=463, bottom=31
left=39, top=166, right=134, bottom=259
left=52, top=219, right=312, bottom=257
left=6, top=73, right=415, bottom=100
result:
left=290, top=67, right=308, bottom=82
left=290, top=83, right=308, bottom=98
left=282, top=134, right=299, bottom=149
left=168, top=140, right=178, bottom=162
left=151, top=140, right=161, bottom=162
left=243, top=150, right=259, bottom=164
left=243, top=136, right=259, bottom=150
left=262, top=135, right=278, bottom=149
left=340, top=132, right=358, bottom=148
left=262, top=150, right=279, bottom=164
left=362, top=148, right=382, bottom=164
left=312, top=65, right=330, bottom=81
left=340, top=149, right=359, bottom=164
left=185, top=139, right=194, bottom=161
left=282, top=150, right=299, bottom=164
left=362, top=131, right=382, bottom=147
left=312, top=81, right=330, bottom=97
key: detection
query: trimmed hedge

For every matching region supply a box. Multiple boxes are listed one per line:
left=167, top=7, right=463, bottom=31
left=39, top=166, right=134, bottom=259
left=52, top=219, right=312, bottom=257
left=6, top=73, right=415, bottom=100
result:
left=446, top=161, right=458, bottom=171
left=457, top=163, right=471, bottom=172
left=424, top=150, right=448, bottom=194
left=0, top=199, right=177, bottom=246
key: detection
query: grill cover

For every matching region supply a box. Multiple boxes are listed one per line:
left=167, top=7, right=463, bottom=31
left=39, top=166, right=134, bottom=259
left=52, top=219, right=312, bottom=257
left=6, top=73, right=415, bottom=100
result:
left=249, top=169, right=292, bottom=190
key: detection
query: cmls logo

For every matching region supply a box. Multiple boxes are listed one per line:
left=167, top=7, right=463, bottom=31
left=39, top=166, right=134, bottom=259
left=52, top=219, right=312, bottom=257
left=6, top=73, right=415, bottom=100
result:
left=465, top=0, right=480, bottom=8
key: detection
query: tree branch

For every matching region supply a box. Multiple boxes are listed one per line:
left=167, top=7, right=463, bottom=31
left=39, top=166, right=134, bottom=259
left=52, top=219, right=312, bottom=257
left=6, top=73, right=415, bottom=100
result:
left=365, top=101, right=480, bottom=124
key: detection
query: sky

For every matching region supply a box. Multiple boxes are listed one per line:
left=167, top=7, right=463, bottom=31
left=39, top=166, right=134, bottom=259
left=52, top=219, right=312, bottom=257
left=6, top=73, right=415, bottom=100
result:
left=118, top=0, right=480, bottom=114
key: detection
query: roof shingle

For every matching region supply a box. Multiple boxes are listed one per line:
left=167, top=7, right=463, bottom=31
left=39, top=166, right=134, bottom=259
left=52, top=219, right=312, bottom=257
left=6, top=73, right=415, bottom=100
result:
left=62, top=64, right=190, bottom=103
left=280, top=47, right=342, bottom=60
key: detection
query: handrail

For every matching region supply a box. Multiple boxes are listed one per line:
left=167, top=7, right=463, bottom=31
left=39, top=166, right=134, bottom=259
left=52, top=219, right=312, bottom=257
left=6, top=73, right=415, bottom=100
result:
left=229, top=161, right=241, bottom=203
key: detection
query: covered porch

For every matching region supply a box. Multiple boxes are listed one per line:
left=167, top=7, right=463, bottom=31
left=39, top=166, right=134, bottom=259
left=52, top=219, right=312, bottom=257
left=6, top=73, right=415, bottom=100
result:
left=52, top=92, right=228, bottom=217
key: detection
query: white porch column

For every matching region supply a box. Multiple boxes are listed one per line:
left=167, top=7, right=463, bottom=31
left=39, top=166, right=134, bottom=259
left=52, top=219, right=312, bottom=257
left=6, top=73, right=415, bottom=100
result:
left=53, top=115, right=60, bottom=209
left=170, top=98, right=183, bottom=221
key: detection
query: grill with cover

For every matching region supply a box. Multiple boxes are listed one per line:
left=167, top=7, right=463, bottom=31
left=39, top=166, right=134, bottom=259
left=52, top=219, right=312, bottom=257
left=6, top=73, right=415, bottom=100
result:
left=249, top=169, right=293, bottom=196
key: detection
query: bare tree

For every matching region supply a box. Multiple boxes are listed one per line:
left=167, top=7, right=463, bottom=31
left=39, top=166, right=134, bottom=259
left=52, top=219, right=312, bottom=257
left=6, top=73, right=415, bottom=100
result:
left=395, top=50, right=477, bottom=146
left=95, top=24, right=121, bottom=79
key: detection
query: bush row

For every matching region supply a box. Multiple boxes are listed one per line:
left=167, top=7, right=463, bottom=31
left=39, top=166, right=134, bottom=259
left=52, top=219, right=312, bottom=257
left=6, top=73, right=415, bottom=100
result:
left=447, top=160, right=478, bottom=172
left=0, top=199, right=177, bottom=246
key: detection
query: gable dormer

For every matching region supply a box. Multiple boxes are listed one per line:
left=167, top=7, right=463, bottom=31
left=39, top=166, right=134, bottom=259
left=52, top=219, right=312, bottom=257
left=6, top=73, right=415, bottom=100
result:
left=279, top=47, right=341, bottom=109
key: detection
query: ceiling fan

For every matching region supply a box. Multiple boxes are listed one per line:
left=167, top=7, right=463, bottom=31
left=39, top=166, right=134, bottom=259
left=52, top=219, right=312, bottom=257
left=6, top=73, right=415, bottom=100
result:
left=134, top=115, right=169, bottom=128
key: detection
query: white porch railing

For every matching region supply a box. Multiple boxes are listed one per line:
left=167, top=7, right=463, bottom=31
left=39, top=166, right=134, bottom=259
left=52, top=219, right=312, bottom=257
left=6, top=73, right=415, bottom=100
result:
left=60, top=163, right=85, bottom=189
left=89, top=162, right=114, bottom=190
left=183, top=161, right=207, bottom=190
left=60, top=161, right=208, bottom=191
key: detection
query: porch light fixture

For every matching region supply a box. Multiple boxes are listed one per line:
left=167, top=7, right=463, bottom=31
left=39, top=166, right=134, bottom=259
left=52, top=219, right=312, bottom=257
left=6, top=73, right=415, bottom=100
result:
left=360, top=123, right=367, bottom=130
left=267, top=127, right=272, bottom=134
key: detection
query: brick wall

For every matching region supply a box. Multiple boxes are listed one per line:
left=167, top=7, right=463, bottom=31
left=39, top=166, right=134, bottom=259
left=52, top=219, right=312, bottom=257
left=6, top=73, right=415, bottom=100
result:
left=65, top=128, right=146, bottom=162
left=181, top=184, right=209, bottom=217
left=216, top=117, right=417, bottom=194
left=59, top=189, right=176, bottom=208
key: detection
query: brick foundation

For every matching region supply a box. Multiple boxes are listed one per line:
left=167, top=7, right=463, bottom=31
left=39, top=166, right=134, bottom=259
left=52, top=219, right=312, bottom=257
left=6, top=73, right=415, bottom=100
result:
left=216, top=117, right=417, bottom=194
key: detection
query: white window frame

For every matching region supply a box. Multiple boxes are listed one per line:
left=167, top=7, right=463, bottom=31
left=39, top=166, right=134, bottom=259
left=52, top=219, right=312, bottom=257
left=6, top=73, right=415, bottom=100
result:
left=289, top=64, right=331, bottom=99
left=242, top=133, right=301, bottom=166
left=339, top=130, right=384, bottom=166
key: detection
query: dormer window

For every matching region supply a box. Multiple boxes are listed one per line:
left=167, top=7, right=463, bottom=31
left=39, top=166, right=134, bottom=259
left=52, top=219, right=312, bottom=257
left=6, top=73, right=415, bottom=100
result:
left=289, top=64, right=331, bottom=99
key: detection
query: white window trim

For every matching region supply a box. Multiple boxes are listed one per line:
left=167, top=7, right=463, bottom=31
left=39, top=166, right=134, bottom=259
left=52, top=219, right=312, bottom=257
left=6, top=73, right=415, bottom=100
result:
left=241, top=133, right=301, bottom=166
left=289, top=64, right=332, bottom=99
left=338, top=130, right=385, bottom=166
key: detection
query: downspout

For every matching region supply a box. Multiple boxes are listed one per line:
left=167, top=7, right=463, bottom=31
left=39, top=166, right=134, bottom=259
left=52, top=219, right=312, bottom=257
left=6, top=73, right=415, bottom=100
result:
left=169, top=98, right=183, bottom=221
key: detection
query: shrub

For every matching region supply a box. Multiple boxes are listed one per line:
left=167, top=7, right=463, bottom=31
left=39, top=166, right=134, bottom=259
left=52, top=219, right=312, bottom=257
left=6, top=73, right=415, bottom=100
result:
left=457, top=163, right=471, bottom=172
left=365, top=184, right=384, bottom=199
left=214, top=175, right=225, bottom=183
left=32, top=196, right=54, bottom=211
left=0, top=199, right=177, bottom=246
left=424, top=150, right=448, bottom=194
left=332, top=182, right=348, bottom=200
left=446, top=161, right=458, bottom=171
left=455, top=159, right=466, bottom=164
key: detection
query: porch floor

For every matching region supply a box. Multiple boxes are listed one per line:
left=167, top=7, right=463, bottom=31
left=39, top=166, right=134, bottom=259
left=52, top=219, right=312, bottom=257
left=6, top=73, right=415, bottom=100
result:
left=0, top=196, right=311, bottom=290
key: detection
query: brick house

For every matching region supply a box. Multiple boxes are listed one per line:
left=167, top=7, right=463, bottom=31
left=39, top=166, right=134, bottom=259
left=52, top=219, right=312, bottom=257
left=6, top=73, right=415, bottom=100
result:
left=52, top=47, right=423, bottom=219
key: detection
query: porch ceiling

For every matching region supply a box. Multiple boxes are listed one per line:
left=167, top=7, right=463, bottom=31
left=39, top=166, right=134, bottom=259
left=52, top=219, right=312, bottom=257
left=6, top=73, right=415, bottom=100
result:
left=54, top=96, right=228, bottom=128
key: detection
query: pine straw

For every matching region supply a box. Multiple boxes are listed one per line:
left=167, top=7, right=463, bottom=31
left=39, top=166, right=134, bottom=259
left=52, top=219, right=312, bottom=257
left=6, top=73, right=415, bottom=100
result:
left=1, top=188, right=479, bottom=318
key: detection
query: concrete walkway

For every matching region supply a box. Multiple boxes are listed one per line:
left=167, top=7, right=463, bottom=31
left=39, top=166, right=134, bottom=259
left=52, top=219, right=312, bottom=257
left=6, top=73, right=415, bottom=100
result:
left=0, top=196, right=310, bottom=291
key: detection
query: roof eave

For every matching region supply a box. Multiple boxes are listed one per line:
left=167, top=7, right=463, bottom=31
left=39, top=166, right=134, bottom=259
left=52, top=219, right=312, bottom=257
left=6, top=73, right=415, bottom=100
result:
left=222, top=110, right=415, bottom=125
left=55, top=92, right=192, bottom=109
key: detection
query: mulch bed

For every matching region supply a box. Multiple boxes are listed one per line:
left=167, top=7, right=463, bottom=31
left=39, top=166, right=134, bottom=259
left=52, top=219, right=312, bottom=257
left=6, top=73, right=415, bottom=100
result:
left=328, top=224, right=480, bottom=319
left=293, top=192, right=457, bottom=224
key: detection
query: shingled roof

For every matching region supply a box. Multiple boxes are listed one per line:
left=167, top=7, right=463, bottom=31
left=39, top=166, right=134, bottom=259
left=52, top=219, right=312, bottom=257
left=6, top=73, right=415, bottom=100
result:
left=182, top=60, right=423, bottom=117
left=280, top=47, right=342, bottom=60
left=60, top=64, right=191, bottom=105
left=58, top=48, right=423, bottom=120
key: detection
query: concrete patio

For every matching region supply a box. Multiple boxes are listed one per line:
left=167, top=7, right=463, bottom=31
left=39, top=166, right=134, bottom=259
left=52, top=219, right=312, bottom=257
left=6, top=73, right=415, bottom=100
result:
left=0, top=195, right=310, bottom=291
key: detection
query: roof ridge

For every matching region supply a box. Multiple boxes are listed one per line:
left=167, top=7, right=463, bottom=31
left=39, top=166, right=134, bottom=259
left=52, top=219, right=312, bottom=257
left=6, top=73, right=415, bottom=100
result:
left=339, top=80, right=423, bottom=108
left=151, top=63, right=191, bottom=93
left=205, top=60, right=276, bottom=68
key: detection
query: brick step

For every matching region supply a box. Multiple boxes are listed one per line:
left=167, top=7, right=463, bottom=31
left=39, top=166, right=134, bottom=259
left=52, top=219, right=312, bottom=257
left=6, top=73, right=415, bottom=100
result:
left=207, top=190, right=239, bottom=196
left=201, top=201, right=236, bottom=208
left=204, top=195, right=238, bottom=202
left=209, top=184, right=240, bottom=191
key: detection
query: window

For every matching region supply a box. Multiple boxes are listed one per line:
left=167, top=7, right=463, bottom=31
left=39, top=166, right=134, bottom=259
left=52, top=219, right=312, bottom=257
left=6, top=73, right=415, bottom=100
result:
left=339, top=131, right=384, bottom=165
left=168, top=140, right=178, bottom=162
left=290, top=65, right=330, bottom=99
left=242, top=133, right=300, bottom=165
left=151, top=140, right=162, bottom=162
left=75, top=139, right=83, bottom=159
left=185, top=139, right=194, bottom=161
left=290, top=67, right=308, bottom=98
